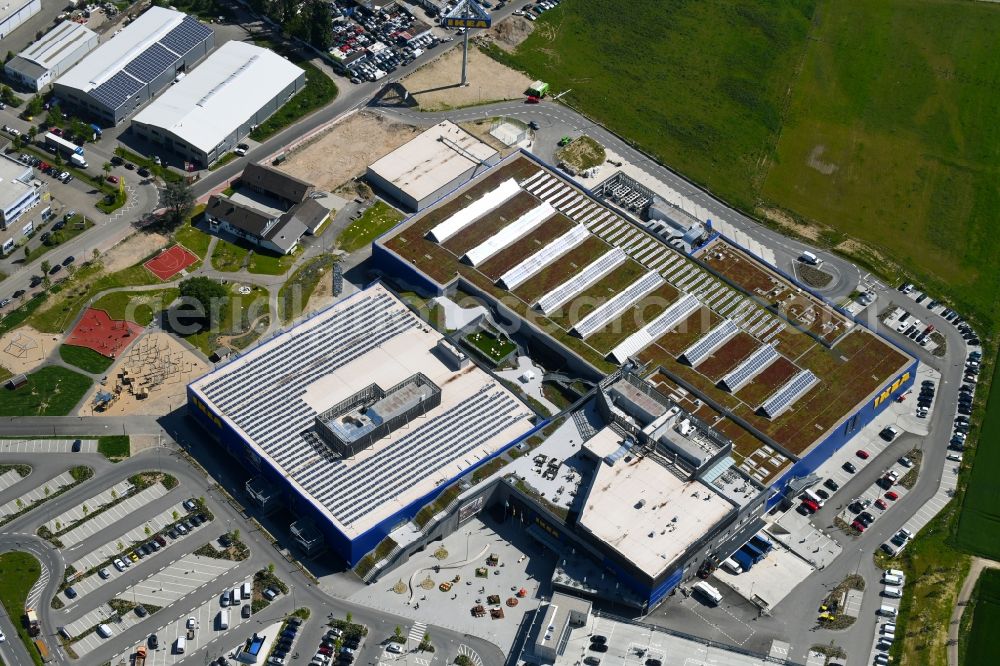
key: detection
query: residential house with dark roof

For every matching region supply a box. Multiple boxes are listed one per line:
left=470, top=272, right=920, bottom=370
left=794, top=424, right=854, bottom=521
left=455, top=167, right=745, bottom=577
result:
left=204, top=162, right=332, bottom=255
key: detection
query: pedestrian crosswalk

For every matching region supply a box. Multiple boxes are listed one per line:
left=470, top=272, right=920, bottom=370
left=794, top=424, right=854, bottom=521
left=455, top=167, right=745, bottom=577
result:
left=408, top=621, right=427, bottom=645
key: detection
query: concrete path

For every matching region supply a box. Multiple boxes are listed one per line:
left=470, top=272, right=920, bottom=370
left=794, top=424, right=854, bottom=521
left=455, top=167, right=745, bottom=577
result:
left=947, top=557, right=1000, bottom=666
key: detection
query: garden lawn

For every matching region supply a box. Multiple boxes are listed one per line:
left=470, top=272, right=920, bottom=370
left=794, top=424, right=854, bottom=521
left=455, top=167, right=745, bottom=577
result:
left=0, top=551, right=43, bottom=666
left=211, top=238, right=252, bottom=272
left=183, top=283, right=269, bottom=355
left=248, top=246, right=300, bottom=275
left=172, top=205, right=210, bottom=259
left=90, top=288, right=179, bottom=326
left=336, top=201, right=404, bottom=253
left=0, top=366, right=91, bottom=416
left=58, top=345, right=114, bottom=374
left=97, top=435, right=130, bottom=460
left=278, top=255, right=336, bottom=322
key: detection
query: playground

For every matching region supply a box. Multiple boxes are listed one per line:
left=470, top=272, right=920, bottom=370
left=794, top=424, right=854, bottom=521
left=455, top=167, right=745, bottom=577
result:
left=80, top=332, right=207, bottom=416
left=144, top=244, right=199, bottom=281
left=64, top=309, right=143, bottom=358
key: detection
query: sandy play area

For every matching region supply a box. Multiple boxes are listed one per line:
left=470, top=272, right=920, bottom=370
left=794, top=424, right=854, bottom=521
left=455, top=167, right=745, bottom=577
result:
left=400, top=46, right=533, bottom=111
left=76, top=331, right=208, bottom=417
left=278, top=112, right=422, bottom=193
left=105, top=231, right=169, bottom=273
left=0, top=326, right=59, bottom=376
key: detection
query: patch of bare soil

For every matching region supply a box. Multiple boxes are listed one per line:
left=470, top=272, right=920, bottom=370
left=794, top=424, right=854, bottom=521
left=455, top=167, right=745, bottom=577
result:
left=756, top=206, right=822, bottom=241
left=278, top=111, right=422, bottom=193
left=807, top=145, right=839, bottom=175
left=400, top=47, right=533, bottom=111
left=484, top=15, right=535, bottom=52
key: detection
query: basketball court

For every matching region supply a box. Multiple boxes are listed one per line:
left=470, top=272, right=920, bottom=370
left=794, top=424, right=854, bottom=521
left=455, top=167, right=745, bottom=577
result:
left=65, top=309, right=144, bottom=358
left=144, top=244, right=199, bottom=281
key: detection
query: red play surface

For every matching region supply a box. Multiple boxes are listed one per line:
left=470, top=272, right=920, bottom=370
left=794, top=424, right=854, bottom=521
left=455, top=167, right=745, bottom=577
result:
left=65, top=309, right=144, bottom=358
left=145, top=244, right=198, bottom=281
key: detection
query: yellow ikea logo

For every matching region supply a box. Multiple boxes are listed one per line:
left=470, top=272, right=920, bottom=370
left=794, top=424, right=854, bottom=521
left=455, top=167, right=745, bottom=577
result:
left=192, top=395, right=222, bottom=429
left=443, top=17, right=491, bottom=28
left=874, top=372, right=911, bottom=408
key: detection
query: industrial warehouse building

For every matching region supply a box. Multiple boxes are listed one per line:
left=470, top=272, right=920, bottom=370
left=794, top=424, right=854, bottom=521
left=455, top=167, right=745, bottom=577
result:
left=187, top=283, right=537, bottom=564
left=0, top=0, right=40, bottom=40
left=131, top=41, right=305, bottom=168
left=53, top=6, right=214, bottom=126
left=4, top=21, right=99, bottom=92
left=366, top=120, right=499, bottom=211
left=0, top=155, right=42, bottom=254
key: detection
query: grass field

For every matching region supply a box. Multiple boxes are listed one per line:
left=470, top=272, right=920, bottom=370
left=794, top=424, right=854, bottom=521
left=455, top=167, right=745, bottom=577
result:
left=97, top=435, right=130, bottom=460
left=249, top=59, right=338, bottom=142
left=762, top=0, right=1000, bottom=330
left=248, top=246, right=300, bottom=275
left=90, top=288, right=180, bottom=326
left=0, top=552, right=43, bottom=666
left=962, top=569, right=1000, bottom=666
left=488, top=0, right=816, bottom=213
left=0, top=366, right=92, bottom=416
left=183, top=283, right=269, bottom=355
left=58, top=345, right=114, bottom=374
left=955, top=356, right=1000, bottom=557
left=172, top=205, right=210, bottom=259
left=336, top=201, right=404, bottom=253
left=278, top=255, right=337, bottom=322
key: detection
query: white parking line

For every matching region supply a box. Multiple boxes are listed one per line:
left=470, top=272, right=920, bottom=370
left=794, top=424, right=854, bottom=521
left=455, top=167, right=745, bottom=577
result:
left=0, top=438, right=97, bottom=453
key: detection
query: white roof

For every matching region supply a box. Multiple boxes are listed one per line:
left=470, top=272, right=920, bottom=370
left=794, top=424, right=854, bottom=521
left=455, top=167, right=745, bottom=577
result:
left=369, top=120, right=498, bottom=203
left=132, top=41, right=303, bottom=153
left=18, top=21, right=97, bottom=70
left=55, top=6, right=186, bottom=92
left=577, top=433, right=733, bottom=579
left=0, top=156, right=33, bottom=206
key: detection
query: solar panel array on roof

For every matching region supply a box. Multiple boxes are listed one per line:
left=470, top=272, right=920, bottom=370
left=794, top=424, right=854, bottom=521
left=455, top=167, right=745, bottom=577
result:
left=535, top=247, right=627, bottom=314
left=573, top=270, right=664, bottom=339
left=90, top=71, right=144, bottom=109
left=719, top=344, right=779, bottom=393
left=498, top=224, right=589, bottom=290
left=159, top=16, right=214, bottom=57
left=610, top=293, right=701, bottom=363
left=760, top=369, right=819, bottom=419
left=680, top=319, right=739, bottom=367
left=124, top=42, right=177, bottom=83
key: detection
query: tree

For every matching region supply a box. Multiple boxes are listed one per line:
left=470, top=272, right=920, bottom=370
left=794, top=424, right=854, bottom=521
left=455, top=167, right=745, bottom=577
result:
left=145, top=526, right=151, bottom=536
left=103, top=162, right=113, bottom=177
left=162, top=179, right=194, bottom=227
left=232, top=528, right=240, bottom=541
left=82, top=503, right=88, bottom=514
left=23, top=246, right=29, bottom=260
left=345, top=612, right=352, bottom=625
left=172, top=510, right=179, bottom=521
left=27, top=125, right=37, bottom=141
left=25, top=95, right=43, bottom=119
left=267, top=562, right=276, bottom=574
left=179, top=277, right=228, bottom=320
left=394, top=626, right=403, bottom=642
left=40, top=259, right=51, bottom=275
left=117, top=541, right=124, bottom=551
left=44, top=486, right=50, bottom=496
left=111, top=489, right=118, bottom=499
left=306, top=0, right=334, bottom=50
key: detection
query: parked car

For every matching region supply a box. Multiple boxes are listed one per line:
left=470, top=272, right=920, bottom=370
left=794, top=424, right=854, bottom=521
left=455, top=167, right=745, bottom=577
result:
left=843, top=462, right=857, bottom=474
left=885, top=491, right=899, bottom=501
left=856, top=449, right=870, bottom=459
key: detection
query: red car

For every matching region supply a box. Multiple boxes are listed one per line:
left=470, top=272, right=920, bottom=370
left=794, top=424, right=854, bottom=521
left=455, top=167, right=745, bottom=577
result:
left=852, top=520, right=866, bottom=532
left=51, top=127, right=63, bottom=136
left=874, top=499, right=888, bottom=510
left=801, top=499, right=820, bottom=513
left=107, top=175, right=119, bottom=184
left=885, top=491, right=899, bottom=501
left=856, top=449, right=870, bottom=459
left=525, top=95, right=540, bottom=104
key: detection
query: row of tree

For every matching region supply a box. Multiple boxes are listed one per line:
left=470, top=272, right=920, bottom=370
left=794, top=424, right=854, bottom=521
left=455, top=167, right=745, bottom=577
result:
left=246, top=0, right=336, bottom=50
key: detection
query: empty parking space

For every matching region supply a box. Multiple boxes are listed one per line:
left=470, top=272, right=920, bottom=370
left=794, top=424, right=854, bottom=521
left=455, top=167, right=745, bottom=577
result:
left=0, top=468, right=24, bottom=493
left=0, top=470, right=74, bottom=521
left=127, top=554, right=240, bottom=606
left=59, top=484, right=170, bottom=548
left=0, top=438, right=97, bottom=453
left=44, top=479, right=135, bottom=535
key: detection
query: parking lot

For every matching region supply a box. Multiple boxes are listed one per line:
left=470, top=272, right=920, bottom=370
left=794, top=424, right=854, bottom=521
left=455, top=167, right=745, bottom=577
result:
left=0, top=470, right=75, bottom=521
left=57, top=483, right=169, bottom=548
left=0, top=468, right=25, bottom=493
left=127, top=554, right=242, bottom=606
left=713, top=542, right=814, bottom=609
left=0, top=438, right=96, bottom=454
left=70, top=500, right=203, bottom=572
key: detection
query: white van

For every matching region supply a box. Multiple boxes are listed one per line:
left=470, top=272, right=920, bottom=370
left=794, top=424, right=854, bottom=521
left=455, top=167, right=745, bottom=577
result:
left=96, top=624, right=113, bottom=638
left=241, top=581, right=252, bottom=600
left=218, top=609, right=229, bottom=630
left=879, top=605, right=898, bottom=617
left=802, top=488, right=825, bottom=507
left=883, top=586, right=902, bottom=598
left=799, top=251, right=821, bottom=265
left=885, top=568, right=905, bottom=579
left=721, top=557, right=743, bottom=575
left=693, top=581, right=723, bottom=605
left=882, top=622, right=897, bottom=634
left=175, top=636, right=186, bottom=653
left=883, top=573, right=903, bottom=586
left=231, top=587, right=240, bottom=605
